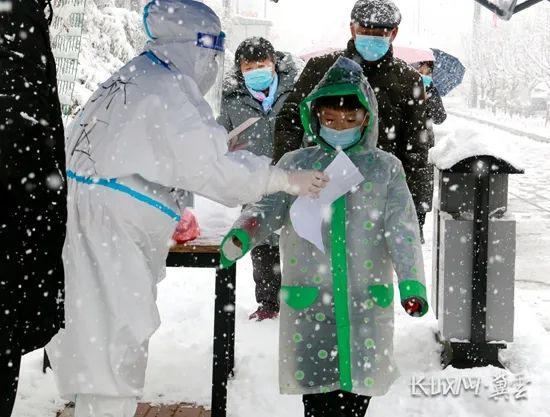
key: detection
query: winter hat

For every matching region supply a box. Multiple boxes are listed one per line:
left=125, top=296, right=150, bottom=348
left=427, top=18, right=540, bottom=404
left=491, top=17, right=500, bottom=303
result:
left=234, top=37, right=276, bottom=69
left=351, top=0, right=402, bottom=29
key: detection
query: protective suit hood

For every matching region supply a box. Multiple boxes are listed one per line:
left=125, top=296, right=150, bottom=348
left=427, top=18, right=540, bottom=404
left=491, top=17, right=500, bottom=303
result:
left=299, top=56, right=379, bottom=155
left=143, top=0, right=224, bottom=94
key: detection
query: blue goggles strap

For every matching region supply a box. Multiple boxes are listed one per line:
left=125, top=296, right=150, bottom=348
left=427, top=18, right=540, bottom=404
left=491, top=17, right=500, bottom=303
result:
left=196, top=31, right=226, bottom=52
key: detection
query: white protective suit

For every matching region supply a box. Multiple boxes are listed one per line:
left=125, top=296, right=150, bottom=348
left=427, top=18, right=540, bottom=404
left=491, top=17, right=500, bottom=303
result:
left=46, top=0, right=304, bottom=415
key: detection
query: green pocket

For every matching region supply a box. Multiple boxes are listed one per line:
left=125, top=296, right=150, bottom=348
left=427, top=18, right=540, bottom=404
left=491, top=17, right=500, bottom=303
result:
left=281, top=285, right=319, bottom=310
left=368, top=283, right=394, bottom=308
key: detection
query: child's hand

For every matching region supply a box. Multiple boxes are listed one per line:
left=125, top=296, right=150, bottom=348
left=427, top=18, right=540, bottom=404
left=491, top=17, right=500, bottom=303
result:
left=402, top=297, right=425, bottom=317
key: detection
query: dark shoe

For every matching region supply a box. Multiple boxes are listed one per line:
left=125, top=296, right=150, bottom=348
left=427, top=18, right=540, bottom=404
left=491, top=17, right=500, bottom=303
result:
left=249, top=306, right=279, bottom=321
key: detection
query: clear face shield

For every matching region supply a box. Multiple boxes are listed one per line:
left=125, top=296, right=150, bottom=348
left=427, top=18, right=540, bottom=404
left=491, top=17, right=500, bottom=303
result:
left=196, top=31, right=226, bottom=116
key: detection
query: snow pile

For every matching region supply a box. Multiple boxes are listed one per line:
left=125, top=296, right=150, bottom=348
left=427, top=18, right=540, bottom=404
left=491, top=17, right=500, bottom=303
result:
left=71, top=1, right=146, bottom=109
left=429, top=126, right=525, bottom=171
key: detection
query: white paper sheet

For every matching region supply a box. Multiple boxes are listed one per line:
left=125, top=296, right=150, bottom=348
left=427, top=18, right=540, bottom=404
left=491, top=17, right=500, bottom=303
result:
left=289, top=152, right=365, bottom=253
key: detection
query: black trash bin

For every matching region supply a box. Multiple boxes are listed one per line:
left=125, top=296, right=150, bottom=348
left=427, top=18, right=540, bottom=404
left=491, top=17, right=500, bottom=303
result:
left=432, top=155, right=524, bottom=368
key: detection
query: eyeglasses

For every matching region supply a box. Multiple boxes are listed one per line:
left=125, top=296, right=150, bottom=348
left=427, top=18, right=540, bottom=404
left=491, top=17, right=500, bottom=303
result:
left=196, top=31, right=226, bottom=52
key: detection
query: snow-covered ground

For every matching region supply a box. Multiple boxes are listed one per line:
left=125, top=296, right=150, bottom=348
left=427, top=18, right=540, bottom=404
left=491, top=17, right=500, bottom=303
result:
left=446, top=105, right=549, bottom=142
left=12, top=114, right=550, bottom=416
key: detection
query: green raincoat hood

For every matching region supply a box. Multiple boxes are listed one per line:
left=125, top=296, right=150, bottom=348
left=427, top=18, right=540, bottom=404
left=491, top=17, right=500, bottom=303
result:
left=300, top=56, right=379, bottom=155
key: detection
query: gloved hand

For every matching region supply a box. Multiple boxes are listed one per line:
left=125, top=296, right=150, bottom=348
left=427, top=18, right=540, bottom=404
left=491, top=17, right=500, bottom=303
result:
left=267, top=168, right=329, bottom=199
left=286, top=170, right=330, bottom=198
left=402, top=297, right=426, bottom=317
left=287, top=170, right=329, bottom=198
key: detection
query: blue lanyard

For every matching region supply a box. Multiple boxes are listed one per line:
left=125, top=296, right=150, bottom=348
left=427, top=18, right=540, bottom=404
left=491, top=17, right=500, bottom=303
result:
left=142, top=50, right=171, bottom=70
left=67, top=170, right=181, bottom=222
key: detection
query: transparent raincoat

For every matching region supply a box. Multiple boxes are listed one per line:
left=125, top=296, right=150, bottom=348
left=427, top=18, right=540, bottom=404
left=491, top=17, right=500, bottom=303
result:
left=221, top=57, right=429, bottom=397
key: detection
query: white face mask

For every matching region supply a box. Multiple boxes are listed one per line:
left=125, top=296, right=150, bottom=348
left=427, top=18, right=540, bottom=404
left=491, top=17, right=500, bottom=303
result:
left=319, top=125, right=364, bottom=149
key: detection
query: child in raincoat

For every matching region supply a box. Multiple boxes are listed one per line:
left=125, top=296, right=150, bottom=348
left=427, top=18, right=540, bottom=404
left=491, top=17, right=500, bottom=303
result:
left=220, top=57, right=429, bottom=417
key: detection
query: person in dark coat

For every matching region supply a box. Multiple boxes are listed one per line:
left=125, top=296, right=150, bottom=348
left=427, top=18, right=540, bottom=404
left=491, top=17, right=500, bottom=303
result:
left=0, top=1, right=67, bottom=414
left=410, top=59, right=447, bottom=242
left=414, top=60, right=447, bottom=125
left=273, top=0, right=434, bottom=239
left=217, top=37, right=300, bottom=320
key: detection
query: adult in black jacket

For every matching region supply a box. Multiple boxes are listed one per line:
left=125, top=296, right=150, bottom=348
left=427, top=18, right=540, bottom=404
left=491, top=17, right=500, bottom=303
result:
left=413, top=59, right=447, bottom=242
left=0, top=1, right=66, bottom=414
left=415, top=60, right=447, bottom=125
left=273, top=0, right=433, bottom=237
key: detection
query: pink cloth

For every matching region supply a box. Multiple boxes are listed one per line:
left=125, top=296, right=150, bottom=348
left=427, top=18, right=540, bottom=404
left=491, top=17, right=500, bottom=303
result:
left=172, top=209, right=201, bottom=244
left=393, top=45, right=434, bottom=64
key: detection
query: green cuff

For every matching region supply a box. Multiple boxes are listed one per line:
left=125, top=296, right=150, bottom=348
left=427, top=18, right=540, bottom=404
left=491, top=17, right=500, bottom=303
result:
left=220, top=228, right=251, bottom=269
left=399, top=280, right=429, bottom=316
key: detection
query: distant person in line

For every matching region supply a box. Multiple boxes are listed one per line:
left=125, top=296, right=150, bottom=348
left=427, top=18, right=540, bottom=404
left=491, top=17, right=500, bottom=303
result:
left=45, top=1, right=328, bottom=416
left=413, top=60, right=447, bottom=125
left=0, top=1, right=67, bottom=415
left=221, top=57, right=429, bottom=417
left=218, top=37, right=301, bottom=321
left=273, top=0, right=434, bottom=243
left=412, top=59, right=447, bottom=242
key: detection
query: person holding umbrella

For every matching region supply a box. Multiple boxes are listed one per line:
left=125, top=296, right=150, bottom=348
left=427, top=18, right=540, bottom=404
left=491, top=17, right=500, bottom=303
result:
left=415, top=60, right=447, bottom=124
left=408, top=47, right=466, bottom=126
left=410, top=48, right=464, bottom=242
left=392, top=44, right=465, bottom=241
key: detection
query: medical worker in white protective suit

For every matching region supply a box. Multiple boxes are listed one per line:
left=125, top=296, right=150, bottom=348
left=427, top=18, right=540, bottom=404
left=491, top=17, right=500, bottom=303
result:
left=46, top=1, right=328, bottom=415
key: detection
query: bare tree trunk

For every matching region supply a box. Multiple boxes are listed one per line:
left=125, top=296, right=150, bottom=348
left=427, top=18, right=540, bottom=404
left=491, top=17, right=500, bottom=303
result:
left=469, top=2, right=482, bottom=108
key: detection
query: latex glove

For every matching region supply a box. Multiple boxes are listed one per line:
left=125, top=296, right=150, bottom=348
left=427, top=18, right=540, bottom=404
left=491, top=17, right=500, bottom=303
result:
left=287, top=170, right=330, bottom=198
left=266, top=167, right=329, bottom=198
left=402, top=297, right=426, bottom=317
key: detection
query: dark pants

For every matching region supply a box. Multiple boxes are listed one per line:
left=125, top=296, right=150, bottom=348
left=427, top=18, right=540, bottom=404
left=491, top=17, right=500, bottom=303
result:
left=0, top=335, right=21, bottom=417
left=251, top=245, right=282, bottom=312
left=303, top=390, right=371, bottom=417
left=417, top=211, right=427, bottom=244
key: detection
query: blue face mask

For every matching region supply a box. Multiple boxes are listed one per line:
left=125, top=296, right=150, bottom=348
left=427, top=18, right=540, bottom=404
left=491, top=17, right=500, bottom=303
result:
left=243, top=68, right=274, bottom=91
left=422, top=75, right=433, bottom=88
left=319, top=125, right=363, bottom=150
left=355, top=35, right=391, bottom=62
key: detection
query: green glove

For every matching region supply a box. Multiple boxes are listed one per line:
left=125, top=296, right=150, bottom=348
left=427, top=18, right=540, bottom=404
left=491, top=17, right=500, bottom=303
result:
left=399, top=280, right=429, bottom=317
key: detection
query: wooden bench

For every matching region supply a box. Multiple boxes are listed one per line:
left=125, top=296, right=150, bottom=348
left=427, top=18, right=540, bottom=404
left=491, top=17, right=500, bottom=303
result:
left=166, top=239, right=237, bottom=417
